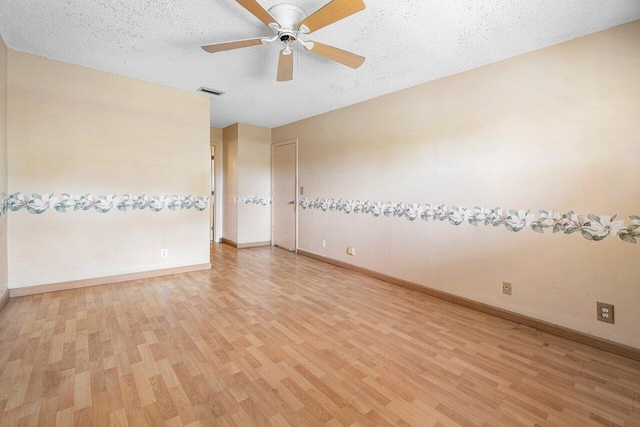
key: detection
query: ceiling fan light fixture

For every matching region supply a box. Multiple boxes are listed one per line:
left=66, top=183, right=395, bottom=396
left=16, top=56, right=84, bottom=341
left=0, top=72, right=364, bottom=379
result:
left=282, top=39, right=293, bottom=55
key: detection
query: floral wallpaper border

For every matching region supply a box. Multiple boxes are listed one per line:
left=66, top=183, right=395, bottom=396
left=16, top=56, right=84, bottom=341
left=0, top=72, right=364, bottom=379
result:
left=4, top=193, right=209, bottom=214
left=298, top=197, right=640, bottom=245
left=237, top=196, right=271, bottom=205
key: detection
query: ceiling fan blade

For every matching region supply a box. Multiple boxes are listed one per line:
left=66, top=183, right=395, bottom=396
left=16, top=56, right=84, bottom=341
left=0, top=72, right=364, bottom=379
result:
left=201, top=38, right=264, bottom=53
left=236, top=0, right=280, bottom=28
left=298, top=0, right=365, bottom=33
left=305, top=41, right=365, bottom=69
left=277, top=49, right=294, bottom=82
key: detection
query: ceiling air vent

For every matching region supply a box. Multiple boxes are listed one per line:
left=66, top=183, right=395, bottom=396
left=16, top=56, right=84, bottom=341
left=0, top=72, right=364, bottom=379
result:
left=198, top=87, right=225, bottom=96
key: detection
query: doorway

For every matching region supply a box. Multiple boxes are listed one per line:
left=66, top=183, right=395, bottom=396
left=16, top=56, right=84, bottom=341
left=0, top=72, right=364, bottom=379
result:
left=272, top=140, right=298, bottom=251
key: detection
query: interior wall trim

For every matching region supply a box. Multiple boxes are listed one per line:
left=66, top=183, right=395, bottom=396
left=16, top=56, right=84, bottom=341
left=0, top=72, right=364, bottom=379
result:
left=237, top=241, right=271, bottom=249
left=237, top=196, right=271, bottom=205
left=6, top=192, right=210, bottom=214
left=221, top=238, right=238, bottom=248
left=9, top=263, right=212, bottom=298
left=222, top=239, right=271, bottom=249
left=297, top=197, right=640, bottom=245
left=297, top=249, right=640, bottom=362
left=0, top=290, right=9, bottom=312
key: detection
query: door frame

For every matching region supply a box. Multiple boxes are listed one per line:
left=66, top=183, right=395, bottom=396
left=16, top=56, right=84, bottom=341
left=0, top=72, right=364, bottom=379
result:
left=271, top=139, right=299, bottom=252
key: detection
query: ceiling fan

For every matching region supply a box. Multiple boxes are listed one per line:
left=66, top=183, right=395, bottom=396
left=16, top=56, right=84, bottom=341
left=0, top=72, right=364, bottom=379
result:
left=202, top=0, right=366, bottom=81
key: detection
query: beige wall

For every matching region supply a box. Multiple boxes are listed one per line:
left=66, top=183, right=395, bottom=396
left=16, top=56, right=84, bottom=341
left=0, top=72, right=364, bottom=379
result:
left=222, top=123, right=271, bottom=244
left=222, top=124, right=239, bottom=243
left=273, top=21, right=640, bottom=348
left=7, top=51, right=211, bottom=288
left=210, top=126, right=223, bottom=146
left=237, top=124, right=271, bottom=244
left=0, top=36, right=7, bottom=298
left=210, top=126, right=223, bottom=242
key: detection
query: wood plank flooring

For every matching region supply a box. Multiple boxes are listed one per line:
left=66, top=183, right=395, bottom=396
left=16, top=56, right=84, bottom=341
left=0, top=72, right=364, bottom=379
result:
left=1, top=243, right=639, bottom=426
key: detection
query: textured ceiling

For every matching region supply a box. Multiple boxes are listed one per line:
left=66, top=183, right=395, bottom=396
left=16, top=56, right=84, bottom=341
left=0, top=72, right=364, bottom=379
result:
left=1, top=1, right=639, bottom=128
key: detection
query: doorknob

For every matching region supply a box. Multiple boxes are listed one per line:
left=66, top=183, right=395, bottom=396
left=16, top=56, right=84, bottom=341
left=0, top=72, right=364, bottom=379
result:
left=288, top=201, right=295, bottom=205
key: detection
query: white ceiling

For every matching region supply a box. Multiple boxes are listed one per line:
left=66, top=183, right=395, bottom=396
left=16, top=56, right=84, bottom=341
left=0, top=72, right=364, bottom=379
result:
left=1, top=1, right=639, bottom=128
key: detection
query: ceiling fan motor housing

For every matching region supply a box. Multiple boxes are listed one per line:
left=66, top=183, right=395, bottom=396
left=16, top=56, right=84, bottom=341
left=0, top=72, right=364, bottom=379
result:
left=268, top=4, right=307, bottom=32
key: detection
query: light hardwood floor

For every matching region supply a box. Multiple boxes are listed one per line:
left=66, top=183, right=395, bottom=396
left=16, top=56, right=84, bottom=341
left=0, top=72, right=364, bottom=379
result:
left=1, top=244, right=639, bottom=426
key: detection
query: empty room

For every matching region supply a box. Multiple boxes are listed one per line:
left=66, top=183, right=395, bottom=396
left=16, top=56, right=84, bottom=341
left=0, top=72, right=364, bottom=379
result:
left=1, top=0, right=639, bottom=426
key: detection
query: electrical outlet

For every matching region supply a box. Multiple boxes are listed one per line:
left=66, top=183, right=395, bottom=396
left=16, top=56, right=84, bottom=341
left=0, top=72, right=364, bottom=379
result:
left=597, top=302, right=614, bottom=324
left=321, top=240, right=326, bottom=248
left=300, top=186, right=304, bottom=195
left=161, top=248, right=168, bottom=258
left=502, top=282, right=512, bottom=295
left=346, top=246, right=355, bottom=256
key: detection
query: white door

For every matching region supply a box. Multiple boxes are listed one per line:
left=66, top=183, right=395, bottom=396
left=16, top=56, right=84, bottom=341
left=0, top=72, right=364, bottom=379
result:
left=273, top=142, right=296, bottom=251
